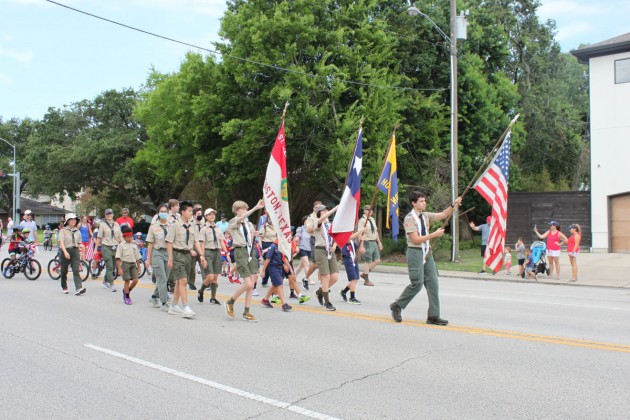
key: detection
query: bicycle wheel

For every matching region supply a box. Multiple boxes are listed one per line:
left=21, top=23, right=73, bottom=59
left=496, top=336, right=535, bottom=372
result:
left=2, top=262, right=16, bottom=279
left=1, top=257, right=12, bottom=272
left=24, top=259, right=42, bottom=281
left=47, top=258, right=62, bottom=280
left=137, top=262, right=147, bottom=279
left=78, top=260, right=90, bottom=282
left=90, top=260, right=103, bottom=279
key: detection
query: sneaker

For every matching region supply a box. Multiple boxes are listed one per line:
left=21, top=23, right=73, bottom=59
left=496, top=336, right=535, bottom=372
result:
left=289, top=292, right=298, bottom=300
left=252, top=289, right=259, bottom=296
left=234, top=277, right=242, bottom=284
left=282, top=303, right=292, bottom=312
left=316, top=288, right=324, bottom=306
left=189, top=284, right=197, bottom=290
left=224, top=301, right=235, bottom=318
left=209, top=298, right=221, bottom=305
left=270, top=295, right=281, bottom=304
left=168, top=305, right=184, bottom=315
left=340, top=289, right=348, bottom=302
left=75, top=288, right=86, bottom=296
left=197, top=290, right=204, bottom=303
left=324, top=302, right=336, bottom=311
left=110, top=283, right=117, bottom=292
left=182, top=305, right=196, bottom=318
left=298, top=295, right=311, bottom=304
left=124, top=296, right=132, bottom=305
left=478, top=270, right=486, bottom=275
left=261, top=299, right=273, bottom=308
left=228, top=275, right=234, bottom=283
left=348, top=297, right=362, bottom=305
left=62, top=289, right=69, bottom=294
left=161, top=302, right=170, bottom=312
left=102, top=281, right=111, bottom=289
left=152, top=298, right=161, bottom=308
left=242, top=312, right=258, bottom=323
left=390, top=302, right=402, bottom=323
left=302, top=279, right=309, bottom=290
left=308, top=279, right=315, bottom=285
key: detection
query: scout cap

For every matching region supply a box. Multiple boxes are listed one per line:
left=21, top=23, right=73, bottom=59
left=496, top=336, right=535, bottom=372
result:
left=104, top=208, right=114, bottom=215
left=204, top=208, right=217, bottom=216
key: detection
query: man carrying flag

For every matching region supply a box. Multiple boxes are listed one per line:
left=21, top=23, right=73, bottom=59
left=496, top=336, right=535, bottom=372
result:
left=473, top=132, right=512, bottom=273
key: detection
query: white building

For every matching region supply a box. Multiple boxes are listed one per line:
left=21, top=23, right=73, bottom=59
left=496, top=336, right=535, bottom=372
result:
left=572, top=33, right=630, bottom=253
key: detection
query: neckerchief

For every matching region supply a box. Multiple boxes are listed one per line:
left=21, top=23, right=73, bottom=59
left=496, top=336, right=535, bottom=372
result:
left=240, top=220, right=252, bottom=261
left=410, top=210, right=429, bottom=262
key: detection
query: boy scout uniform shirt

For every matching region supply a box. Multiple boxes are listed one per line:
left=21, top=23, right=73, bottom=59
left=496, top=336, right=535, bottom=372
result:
left=115, top=241, right=142, bottom=263
left=146, top=223, right=170, bottom=249
left=200, top=223, right=224, bottom=250
left=404, top=210, right=439, bottom=248
left=260, top=223, right=277, bottom=242
left=229, top=217, right=255, bottom=248
left=313, top=219, right=332, bottom=248
left=305, top=212, right=318, bottom=234
left=358, top=216, right=378, bottom=241
left=98, top=220, right=122, bottom=246
left=59, top=226, right=82, bottom=249
left=166, top=219, right=197, bottom=251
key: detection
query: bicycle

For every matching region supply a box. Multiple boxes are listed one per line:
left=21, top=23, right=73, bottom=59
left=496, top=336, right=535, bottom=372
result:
left=87, top=250, right=119, bottom=280
left=1, top=244, right=42, bottom=280
left=43, top=236, right=53, bottom=251
left=47, top=250, right=90, bottom=282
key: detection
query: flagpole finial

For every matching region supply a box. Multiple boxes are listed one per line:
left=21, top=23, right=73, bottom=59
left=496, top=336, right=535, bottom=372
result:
left=282, top=101, right=289, bottom=121
left=359, top=116, right=364, bottom=129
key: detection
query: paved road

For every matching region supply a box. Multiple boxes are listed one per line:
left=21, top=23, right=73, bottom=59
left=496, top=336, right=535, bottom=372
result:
left=1, top=249, right=629, bottom=419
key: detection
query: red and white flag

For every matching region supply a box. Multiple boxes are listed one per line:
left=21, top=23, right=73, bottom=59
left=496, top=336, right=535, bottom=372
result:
left=330, top=128, right=363, bottom=248
left=85, top=239, right=95, bottom=261
left=263, top=122, right=292, bottom=258
left=473, top=132, right=512, bottom=272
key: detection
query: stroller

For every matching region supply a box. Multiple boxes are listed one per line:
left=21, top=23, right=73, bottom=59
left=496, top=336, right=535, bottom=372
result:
left=530, top=241, right=549, bottom=276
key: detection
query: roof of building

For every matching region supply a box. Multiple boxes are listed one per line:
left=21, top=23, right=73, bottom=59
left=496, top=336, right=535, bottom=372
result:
left=571, top=32, right=630, bottom=63
left=0, top=197, right=70, bottom=216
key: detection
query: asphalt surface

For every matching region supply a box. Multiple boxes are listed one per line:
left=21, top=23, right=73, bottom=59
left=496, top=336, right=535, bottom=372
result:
left=1, top=248, right=629, bottom=419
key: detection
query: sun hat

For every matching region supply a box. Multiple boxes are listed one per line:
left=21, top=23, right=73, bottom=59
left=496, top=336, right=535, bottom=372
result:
left=64, top=213, right=80, bottom=226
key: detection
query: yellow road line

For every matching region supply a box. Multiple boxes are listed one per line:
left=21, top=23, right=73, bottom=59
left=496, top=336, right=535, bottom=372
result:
left=115, top=280, right=630, bottom=354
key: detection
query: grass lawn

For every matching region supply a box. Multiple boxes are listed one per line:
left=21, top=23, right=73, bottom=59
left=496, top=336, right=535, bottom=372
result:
left=382, top=244, right=488, bottom=272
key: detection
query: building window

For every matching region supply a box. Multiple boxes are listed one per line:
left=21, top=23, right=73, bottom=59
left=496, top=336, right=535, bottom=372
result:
left=615, top=58, right=630, bottom=84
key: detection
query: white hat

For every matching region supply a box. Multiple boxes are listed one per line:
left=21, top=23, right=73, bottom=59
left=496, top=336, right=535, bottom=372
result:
left=64, top=213, right=79, bottom=226
left=24, top=210, right=32, bottom=215
left=204, top=208, right=217, bottom=216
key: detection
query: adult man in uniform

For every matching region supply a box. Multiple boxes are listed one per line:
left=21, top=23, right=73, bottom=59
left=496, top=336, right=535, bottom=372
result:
left=357, top=205, right=382, bottom=286
left=389, top=192, right=462, bottom=325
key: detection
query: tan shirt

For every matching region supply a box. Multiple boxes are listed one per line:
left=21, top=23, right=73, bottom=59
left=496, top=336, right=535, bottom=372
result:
left=305, top=212, right=318, bottom=234
left=193, top=220, right=205, bottom=238
left=58, top=226, right=82, bottom=249
left=260, top=222, right=277, bottom=243
left=98, top=220, right=122, bottom=246
left=146, top=222, right=170, bottom=250
left=358, top=216, right=378, bottom=241
left=229, top=217, right=255, bottom=248
left=313, top=219, right=333, bottom=248
left=200, top=223, right=224, bottom=250
left=115, top=240, right=142, bottom=263
left=404, top=210, right=439, bottom=248
left=165, top=219, right=197, bottom=251
left=151, top=212, right=179, bottom=226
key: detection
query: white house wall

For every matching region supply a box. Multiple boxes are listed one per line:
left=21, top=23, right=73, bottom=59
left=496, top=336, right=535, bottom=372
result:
left=590, top=51, right=630, bottom=252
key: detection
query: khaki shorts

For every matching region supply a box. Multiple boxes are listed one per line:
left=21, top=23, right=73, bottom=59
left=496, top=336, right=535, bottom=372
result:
left=314, top=247, right=338, bottom=275
left=121, top=261, right=138, bottom=281
left=363, top=240, right=380, bottom=262
left=172, top=250, right=193, bottom=280
left=234, top=247, right=259, bottom=278
left=203, top=249, right=222, bottom=275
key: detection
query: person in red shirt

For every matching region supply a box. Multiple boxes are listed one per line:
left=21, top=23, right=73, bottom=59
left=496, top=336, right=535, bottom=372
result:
left=116, top=208, right=135, bottom=229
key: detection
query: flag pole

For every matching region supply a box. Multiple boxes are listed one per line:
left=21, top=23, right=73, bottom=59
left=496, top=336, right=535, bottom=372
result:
left=358, top=124, right=398, bottom=250
left=438, top=114, right=520, bottom=229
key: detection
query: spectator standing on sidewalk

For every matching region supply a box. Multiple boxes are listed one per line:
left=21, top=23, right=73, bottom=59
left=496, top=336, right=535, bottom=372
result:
left=534, top=221, right=568, bottom=280
left=515, top=237, right=526, bottom=279
left=469, top=216, right=491, bottom=274
left=565, top=224, right=582, bottom=282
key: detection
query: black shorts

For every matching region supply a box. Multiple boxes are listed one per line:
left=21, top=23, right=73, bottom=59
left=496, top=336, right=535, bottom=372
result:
left=518, top=258, right=525, bottom=266
left=298, top=249, right=311, bottom=259
left=480, top=245, right=487, bottom=258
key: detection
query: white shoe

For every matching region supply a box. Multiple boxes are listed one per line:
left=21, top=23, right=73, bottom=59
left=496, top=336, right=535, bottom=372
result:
left=161, top=303, right=170, bottom=312
left=151, top=298, right=161, bottom=308
left=253, top=289, right=259, bottom=296
left=182, top=305, right=196, bottom=318
left=168, top=304, right=183, bottom=315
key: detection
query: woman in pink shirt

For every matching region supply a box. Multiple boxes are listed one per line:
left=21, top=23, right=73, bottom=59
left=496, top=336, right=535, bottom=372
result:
left=534, top=221, right=568, bottom=280
left=564, top=224, right=582, bottom=282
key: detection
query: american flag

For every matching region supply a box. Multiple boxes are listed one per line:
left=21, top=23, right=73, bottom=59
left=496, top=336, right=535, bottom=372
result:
left=473, top=132, right=512, bottom=272
left=85, top=239, right=96, bottom=261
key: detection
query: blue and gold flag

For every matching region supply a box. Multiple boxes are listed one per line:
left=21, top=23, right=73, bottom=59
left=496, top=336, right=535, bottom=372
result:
left=377, top=134, right=399, bottom=241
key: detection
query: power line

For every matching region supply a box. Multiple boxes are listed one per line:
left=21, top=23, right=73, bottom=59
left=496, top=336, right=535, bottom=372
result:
left=44, top=0, right=446, bottom=93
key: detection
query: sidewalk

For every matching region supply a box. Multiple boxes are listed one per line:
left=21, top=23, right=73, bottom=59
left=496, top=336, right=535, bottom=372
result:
left=372, top=252, right=630, bottom=288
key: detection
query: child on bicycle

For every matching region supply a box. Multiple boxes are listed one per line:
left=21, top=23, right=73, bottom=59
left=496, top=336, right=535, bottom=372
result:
left=43, top=225, right=53, bottom=248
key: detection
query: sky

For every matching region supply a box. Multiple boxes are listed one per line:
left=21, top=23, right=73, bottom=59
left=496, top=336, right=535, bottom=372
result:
left=1, top=0, right=630, bottom=121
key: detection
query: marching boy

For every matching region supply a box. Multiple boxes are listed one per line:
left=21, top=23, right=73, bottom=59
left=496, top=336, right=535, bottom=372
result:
left=260, top=239, right=293, bottom=312
left=340, top=229, right=366, bottom=304
left=116, top=225, right=143, bottom=305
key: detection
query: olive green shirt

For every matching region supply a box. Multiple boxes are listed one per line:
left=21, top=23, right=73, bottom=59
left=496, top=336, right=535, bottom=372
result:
left=98, top=220, right=122, bottom=246
left=115, top=240, right=142, bottom=263
left=58, top=226, right=82, bottom=249
left=200, top=223, right=224, bottom=250
left=165, top=219, right=197, bottom=251
left=146, top=222, right=170, bottom=250
left=358, top=216, right=378, bottom=241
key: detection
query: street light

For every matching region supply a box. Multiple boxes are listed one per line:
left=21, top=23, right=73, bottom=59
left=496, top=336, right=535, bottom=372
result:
left=0, top=136, right=17, bottom=222
left=408, top=3, right=466, bottom=262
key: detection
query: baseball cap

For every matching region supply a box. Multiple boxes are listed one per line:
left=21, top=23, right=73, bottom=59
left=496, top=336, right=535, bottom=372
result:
left=122, top=207, right=129, bottom=212
left=314, top=204, right=328, bottom=212
left=548, top=220, right=559, bottom=227
left=104, top=208, right=114, bottom=215
left=204, top=208, right=217, bottom=216
left=363, top=205, right=372, bottom=211
left=24, top=210, right=32, bottom=215
left=220, top=213, right=226, bottom=218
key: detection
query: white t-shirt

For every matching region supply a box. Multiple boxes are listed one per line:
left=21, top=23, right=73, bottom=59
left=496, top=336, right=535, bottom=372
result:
left=20, top=220, right=38, bottom=242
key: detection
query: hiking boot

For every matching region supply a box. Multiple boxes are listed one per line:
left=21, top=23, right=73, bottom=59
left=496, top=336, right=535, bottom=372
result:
left=224, top=301, right=235, bottom=318
left=261, top=299, right=273, bottom=308
left=390, top=302, right=402, bottom=323
left=340, top=289, right=348, bottom=302
left=316, top=288, right=324, bottom=306
left=242, top=312, right=258, bottom=323
left=282, top=303, right=292, bottom=312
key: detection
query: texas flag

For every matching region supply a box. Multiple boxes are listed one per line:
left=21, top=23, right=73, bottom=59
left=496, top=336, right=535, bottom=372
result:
left=330, top=128, right=363, bottom=248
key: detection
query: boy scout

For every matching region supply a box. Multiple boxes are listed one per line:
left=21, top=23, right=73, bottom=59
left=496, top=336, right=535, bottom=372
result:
left=95, top=208, right=122, bottom=291
left=258, top=211, right=277, bottom=287
left=389, top=191, right=462, bottom=325
left=197, top=208, right=229, bottom=305
left=302, top=200, right=322, bottom=289
left=166, top=201, right=206, bottom=319
left=357, top=205, right=381, bottom=286
left=312, top=204, right=339, bottom=311
left=146, top=203, right=171, bottom=310
left=187, top=204, right=204, bottom=291
left=224, top=199, right=265, bottom=322
left=58, top=213, right=86, bottom=295
left=116, top=225, right=142, bottom=305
